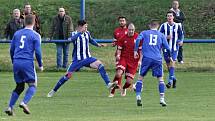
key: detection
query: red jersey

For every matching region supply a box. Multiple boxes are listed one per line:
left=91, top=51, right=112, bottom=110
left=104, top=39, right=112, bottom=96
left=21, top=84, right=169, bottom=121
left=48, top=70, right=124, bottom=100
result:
left=117, top=32, right=141, bottom=61
left=113, top=27, right=128, bottom=40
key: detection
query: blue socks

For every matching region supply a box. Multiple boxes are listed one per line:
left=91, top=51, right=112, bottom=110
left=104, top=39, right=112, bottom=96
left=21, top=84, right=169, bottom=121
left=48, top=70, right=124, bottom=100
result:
left=23, top=85, right=36, bottom=104
left=168, top=67, right=175, bottom=84
left=53, top=76, right=69, bottom=92
left=159, top=81, right=165, bottom=97
left=135, top=80, right=143, bottom=97
left=9, top=91, right=19, bottom=108
left=98, top=64, right=110, bottom=85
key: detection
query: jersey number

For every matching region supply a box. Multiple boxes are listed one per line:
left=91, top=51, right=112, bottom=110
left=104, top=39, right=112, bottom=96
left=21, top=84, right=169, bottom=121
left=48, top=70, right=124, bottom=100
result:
left=19, top=35, right=26, bottom=49
left=149, top=34, right=157, bottom=45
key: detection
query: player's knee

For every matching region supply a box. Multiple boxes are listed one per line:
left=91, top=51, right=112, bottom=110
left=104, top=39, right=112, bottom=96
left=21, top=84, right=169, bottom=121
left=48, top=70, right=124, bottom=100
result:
left=65, top=72, right=72, bottom=79
left=138, top=76, right=144, bottom=80
left=14, top=83, right=25, bottom=95
left=98, top=63, right=104, bottom=70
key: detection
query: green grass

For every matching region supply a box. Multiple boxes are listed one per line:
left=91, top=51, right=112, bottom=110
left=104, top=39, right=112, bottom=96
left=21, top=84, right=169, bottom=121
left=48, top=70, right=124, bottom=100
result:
left=0, top=0, right=214, bottom=38
left=0, top=71, right=215, bottom=121
left=1, top=43, right=215, bottom=72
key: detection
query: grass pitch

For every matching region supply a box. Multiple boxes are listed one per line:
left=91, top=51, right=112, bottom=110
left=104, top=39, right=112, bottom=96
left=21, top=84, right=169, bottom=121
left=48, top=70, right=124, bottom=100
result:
left=0, top=71, right=214, bottom=121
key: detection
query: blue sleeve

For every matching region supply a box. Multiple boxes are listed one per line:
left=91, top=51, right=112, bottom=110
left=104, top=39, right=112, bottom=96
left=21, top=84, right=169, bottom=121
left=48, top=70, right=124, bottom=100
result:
left=70, top=32, right=82, bottom=42
left=159, top=24, right=164, bottom=33
left=34, top=35, right=43, bottom=67
left=177, top=25, right=184, bottom=43
left=88, top=32, right=99, bottom=47
left=162, top=34, right=171, bottom=57
left=134, top=32, right=144, bottom=51
left=10, top=36, right=15, bottom=63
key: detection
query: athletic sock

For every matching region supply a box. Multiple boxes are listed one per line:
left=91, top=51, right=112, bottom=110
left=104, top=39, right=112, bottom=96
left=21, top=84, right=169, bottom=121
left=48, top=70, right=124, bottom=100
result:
left=98, top=64, right=110, bottom=85
left=135, top=80, right=143, bottom=97
left=23, top=85, right=36, bottom=104
left=9, top=91, right=19, bottom=108
left=159, top=81, right=165, bottom=98
left=53, top=75, right=69, bottom=92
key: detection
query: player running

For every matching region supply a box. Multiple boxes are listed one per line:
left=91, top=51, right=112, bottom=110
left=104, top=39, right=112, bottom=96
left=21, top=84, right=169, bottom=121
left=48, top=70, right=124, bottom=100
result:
left=159, top=11, right=184, bottom=88
left=134, top=20, right=172, bottom=107
left=109, top=23, right=141, bottom=97
left=5, top=14, right=43, bottom=116
left=47, top=20, right=117, bottom=97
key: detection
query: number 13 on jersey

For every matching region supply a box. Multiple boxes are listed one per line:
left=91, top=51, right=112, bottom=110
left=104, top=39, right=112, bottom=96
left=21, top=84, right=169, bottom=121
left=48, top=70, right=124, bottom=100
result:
left=149, top=34, right=157, bottom=45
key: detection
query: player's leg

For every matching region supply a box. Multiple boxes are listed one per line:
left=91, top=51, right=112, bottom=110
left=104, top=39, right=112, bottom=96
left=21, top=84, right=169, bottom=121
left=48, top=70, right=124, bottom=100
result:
left=122, top=62, right=138, bottom=96
left=135, top=57, right=150, bottom=106
left=56, top=43, right=63, bottom=69
left=89, top=59, right=117, bottom=89
left=152, top=60, right=167, bottom=106
left=62, top=43, right=70, bottom=68
left=109, top=68, right=124, bottom=97
left=110, top=58, right=126, bottom=97
left=47, top=62, right=80, bottom=97
left=19, top=63, right=38, bottom=114
left=5, top=61, right=25, bottom=116
left=167, top=51, right=177, bottom=88
left=5, top=82, right=25, bottom=116
left=177, top=45, right=184, bottom=64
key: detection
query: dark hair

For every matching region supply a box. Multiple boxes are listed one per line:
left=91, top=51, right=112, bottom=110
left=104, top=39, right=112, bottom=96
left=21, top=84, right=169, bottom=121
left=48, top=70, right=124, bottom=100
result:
left=25, top=14, right=35, bottom=25
left=118, top=16, right=126, bottom=21
left=167, top=10, right=174, bottom=15
left=149, top=19, right=160, bottom=26
left=24, top=2, right=31, bottom=8
left=77, top=20, right=87, bottom=26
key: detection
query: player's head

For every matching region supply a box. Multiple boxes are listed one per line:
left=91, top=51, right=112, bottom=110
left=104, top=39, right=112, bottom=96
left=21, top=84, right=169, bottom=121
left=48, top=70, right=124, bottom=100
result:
left=24, top=3, right=31, bottom=14
left=172, top=0, right=179, bottom=10
left=127, top=23, right=135, bottom=37
left=149, top=19, right=160, bottom=29
left=167, top=11, right=174, bottom=23
left=77, top=20, right=88, bottom=32
left=24, top=14, right=35, bottom=27
left=118, top=16, right=127, bottom=28
left=58, top=8, right=65, bottom=17
left=13, top=9, right=20, bottom=20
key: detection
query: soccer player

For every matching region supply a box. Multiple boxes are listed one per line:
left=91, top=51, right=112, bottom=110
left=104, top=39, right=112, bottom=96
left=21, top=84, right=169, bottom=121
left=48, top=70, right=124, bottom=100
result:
left=109, top=23, right=141, bottom=97
left=47, top=20, right=117, bottom=97
left=159, top=11, right=183, bottom=88
left=134, top=20, right=172, bottom=107
left=111, top=16, right=128, bottom=94
left=5, top=14, right=43, bottom=116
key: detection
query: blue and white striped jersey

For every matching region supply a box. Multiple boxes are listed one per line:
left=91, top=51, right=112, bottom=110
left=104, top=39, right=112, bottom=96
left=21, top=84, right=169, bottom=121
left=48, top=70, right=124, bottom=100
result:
left=159, top=22, right=183, bottom=51
left=70, top=31, right=99, bottom=61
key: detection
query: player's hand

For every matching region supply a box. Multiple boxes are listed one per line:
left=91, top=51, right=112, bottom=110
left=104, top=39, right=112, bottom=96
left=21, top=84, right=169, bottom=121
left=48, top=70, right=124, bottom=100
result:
left=116, top=55, right=120, bottom=61
left=134, top=51, right=139, bottom=59
left=138, top=61, right=141, bottom=66
left=112, top=39, right=117, bottom=47
left=178, top=41, right=183, bottom=46
left=169, top=57, right=174, bottom=63
left=98, top=44, right=107, bottom=47
left=167, top=35, right=172, bottom=40
left=39, top=66, right=44, bottom=72
left=46, top=38, right=51, bottom=41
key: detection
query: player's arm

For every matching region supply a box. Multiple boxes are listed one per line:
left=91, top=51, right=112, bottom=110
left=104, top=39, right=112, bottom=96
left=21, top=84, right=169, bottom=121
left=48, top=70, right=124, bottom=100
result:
left=10, top=36, right=15, bottom=64
left=69, top=32, right=82, bottom=42
left=116, top=38, right=123, bottom=61
left=158, top=24, right=165, bottom=33
left=134, top=32, right=143, bottom=58
left=177, top=24, right=184, bottom=46
left=34, top=35, right=43, bottom=71
left=162, top=34, right=172, bottom=61
left=88, top=32, right=104, bottom=47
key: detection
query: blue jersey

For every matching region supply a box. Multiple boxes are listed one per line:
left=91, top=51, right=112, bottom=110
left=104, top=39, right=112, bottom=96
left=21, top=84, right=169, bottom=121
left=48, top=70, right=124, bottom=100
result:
left=70, top=31, right=99, bottom=61
left=135, top=29, right=170, bottom=61
left=159, top=22, right=183, bottom=51
left=10, top=28, right=42, bottom=67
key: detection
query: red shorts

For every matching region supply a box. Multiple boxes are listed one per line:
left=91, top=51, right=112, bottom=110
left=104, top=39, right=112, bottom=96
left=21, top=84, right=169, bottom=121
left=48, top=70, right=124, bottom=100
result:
left=117, top=57, right=139, bottom=79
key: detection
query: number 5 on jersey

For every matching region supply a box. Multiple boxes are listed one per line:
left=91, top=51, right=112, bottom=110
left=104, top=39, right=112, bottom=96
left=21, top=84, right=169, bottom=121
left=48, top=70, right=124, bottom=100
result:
left=20, top=35, right=26, bottom=49
left=149, top=34, right=157, bottom=45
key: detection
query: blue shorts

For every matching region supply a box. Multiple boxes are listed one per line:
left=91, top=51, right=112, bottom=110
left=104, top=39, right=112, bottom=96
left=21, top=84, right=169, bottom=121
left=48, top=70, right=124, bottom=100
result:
left=13, top=59, right=36, bottom=83
left=139, top=57, right=163, bottom=78
left=67, top=57, right=97, bottom=72
left=163, top=50, right=178, bottom=63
